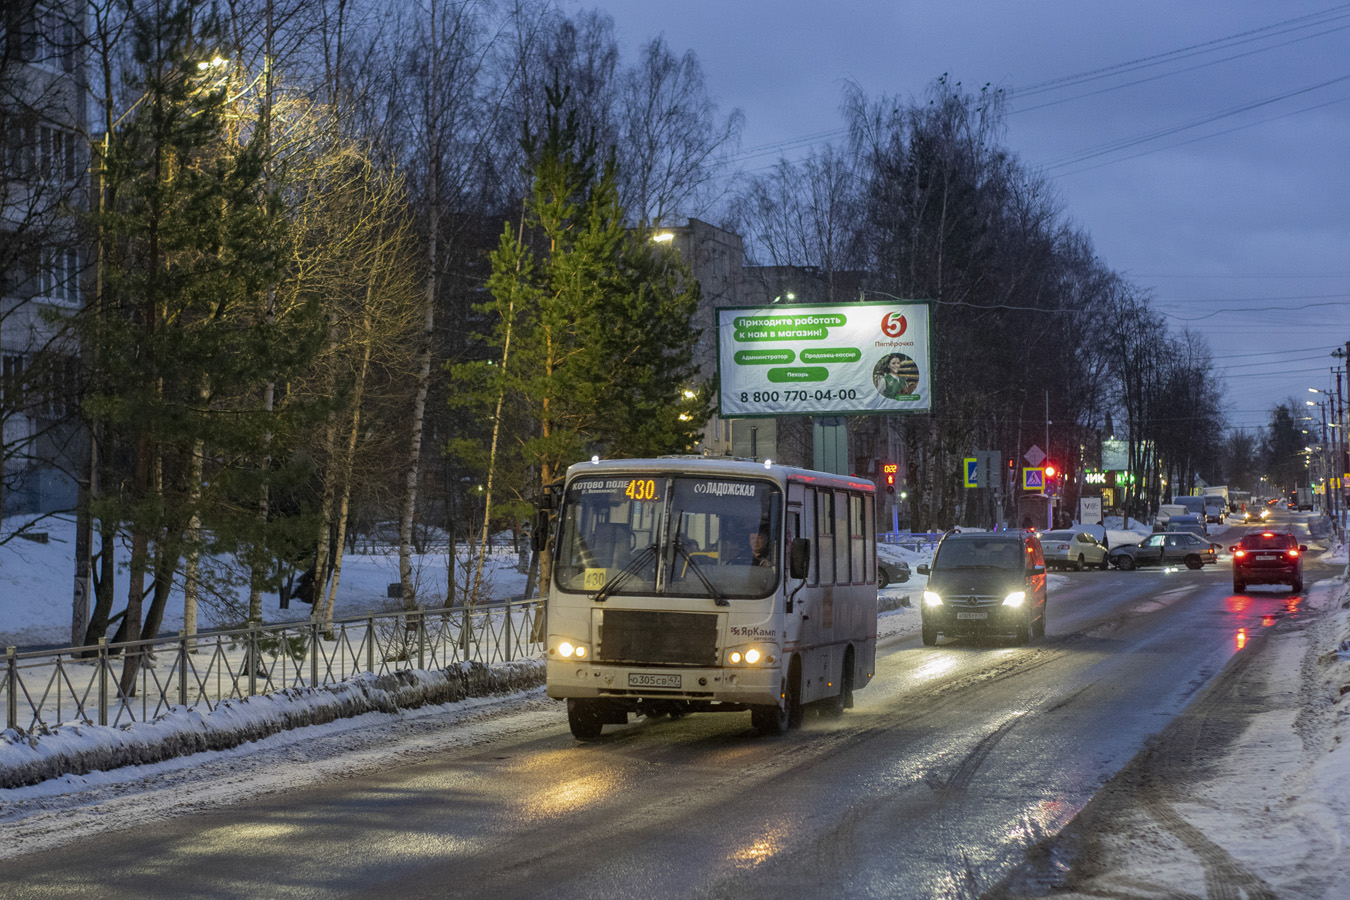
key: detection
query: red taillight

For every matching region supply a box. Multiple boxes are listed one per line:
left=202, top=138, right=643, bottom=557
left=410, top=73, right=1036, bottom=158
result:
left=1288, top=549, right=1300, bottom=558
left=1234, top=549, right=1247, bottom=559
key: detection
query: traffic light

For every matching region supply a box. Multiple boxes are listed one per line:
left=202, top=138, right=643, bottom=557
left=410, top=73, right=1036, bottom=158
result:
left=882, top=462, right=898, bottom=494
left=1044, top=463, right=1057, bottom=494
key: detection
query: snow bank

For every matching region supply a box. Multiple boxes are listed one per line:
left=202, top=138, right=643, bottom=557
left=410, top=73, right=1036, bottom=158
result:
left=0, top=659, right=544, bottom=790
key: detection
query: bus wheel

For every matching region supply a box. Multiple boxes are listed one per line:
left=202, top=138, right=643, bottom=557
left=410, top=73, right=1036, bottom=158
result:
left=567, top=699, right=605, bottom=741
left=751, top=700, right=790, bottom=736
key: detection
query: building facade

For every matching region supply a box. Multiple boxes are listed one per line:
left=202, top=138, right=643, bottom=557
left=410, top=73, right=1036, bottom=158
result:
left=1, top=1, right=89, bottom=515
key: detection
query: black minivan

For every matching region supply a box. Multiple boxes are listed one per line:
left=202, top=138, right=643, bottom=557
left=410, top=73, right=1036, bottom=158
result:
left=916, top=531, right=1048, bottom=645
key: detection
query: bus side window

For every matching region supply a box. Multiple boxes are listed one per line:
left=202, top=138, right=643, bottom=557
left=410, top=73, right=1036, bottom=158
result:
left=864, top=493, right=876, bottom=584
left=816, top=489, right=835, bottom=584
left=834, top=490, right=850, bottom=584
left=850, top=493, right=865, bottom=583
left=803, top=487, right=819, bottom=586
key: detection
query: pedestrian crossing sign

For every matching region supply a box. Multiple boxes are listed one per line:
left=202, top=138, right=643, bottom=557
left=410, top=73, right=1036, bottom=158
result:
left=1023, top=467, right=1044, bottom=492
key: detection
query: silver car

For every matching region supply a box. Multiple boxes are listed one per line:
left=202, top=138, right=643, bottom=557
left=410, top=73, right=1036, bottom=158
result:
left=1039, top=529, right=1109, bottom=571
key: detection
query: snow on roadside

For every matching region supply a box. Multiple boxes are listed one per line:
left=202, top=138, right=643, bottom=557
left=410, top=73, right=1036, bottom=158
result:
left=0, top=684, right=563, bottom=861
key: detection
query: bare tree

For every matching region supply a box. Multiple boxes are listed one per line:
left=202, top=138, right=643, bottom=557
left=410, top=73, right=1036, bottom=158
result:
left=616, top=36, right=743, bottom=227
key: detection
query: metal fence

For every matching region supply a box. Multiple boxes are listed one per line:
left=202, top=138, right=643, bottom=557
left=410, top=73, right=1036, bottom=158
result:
left=879, top=531, right=945, bottom=551
left=3, top=600, right=542, bottom=733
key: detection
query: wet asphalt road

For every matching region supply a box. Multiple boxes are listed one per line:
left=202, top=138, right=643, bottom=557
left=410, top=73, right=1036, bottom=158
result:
left=0, top=515, right=1331, bottom=899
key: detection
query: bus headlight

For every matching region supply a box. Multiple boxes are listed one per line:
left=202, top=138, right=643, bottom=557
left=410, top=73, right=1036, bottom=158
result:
left=557, top=640, right=588, bottom=659
left=922, top=591, right=943, bottom=607
left=727, top=646, right=768, bottom=665
left=1002, top=591, right=1026, bottom=607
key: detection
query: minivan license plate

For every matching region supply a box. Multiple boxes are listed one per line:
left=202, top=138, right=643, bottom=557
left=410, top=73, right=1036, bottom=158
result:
left=629, top=673, right=681, bottom=688
left=956, top=612, right=987, bottom=620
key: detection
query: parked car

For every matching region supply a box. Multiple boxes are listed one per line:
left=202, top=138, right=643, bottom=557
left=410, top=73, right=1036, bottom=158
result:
left=1164, top=514, right=1208, bottom=538
left=1039, top=529, right=1110, bottom=570
left=1109, top=532, right=1221, bottom=570
left=1231, top=531, right=1305, bottom=593
left=916, top=531, right=1047, bottom=645
left=1174, top=496, right=1207, bottom=519
left=878, top=557, right=910, bottom=588
left=1154, top=503, right=1187, bottom=531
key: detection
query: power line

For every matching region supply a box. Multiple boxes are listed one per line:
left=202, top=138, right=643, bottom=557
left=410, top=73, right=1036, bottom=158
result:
left=1154, top=292, right=1350, bottom=303
left=1047, top=91, right=1350, bottom=177
left=1042, top=73, right=1350, bottom=171
left=1158, top=299, right=1350, bottom=321
left=1010, top=20, right=1350, bottom=115
left=1223, top=365, right=1332, bottom=379
left=1008, top=4, right=1350, bottom=98
left=1214, top=353, right=1338, bottom=371
left=1133, top=272, right=1350, bottom=279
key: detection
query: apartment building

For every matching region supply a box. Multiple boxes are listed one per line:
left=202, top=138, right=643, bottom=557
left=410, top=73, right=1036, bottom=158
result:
left=1, top=1, right=88, bottom=514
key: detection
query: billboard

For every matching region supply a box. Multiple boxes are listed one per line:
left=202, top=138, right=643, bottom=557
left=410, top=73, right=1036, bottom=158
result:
left=716, top=300, right=933, bottom=417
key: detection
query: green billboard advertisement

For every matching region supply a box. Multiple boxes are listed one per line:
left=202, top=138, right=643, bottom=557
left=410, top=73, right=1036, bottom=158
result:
left=716, top=300, right=933, bottom=417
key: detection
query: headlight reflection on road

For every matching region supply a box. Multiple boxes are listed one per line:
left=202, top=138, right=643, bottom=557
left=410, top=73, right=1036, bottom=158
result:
left=530, top=770, right=620, bottom=821
left=1004, top=798, right=1078, bottom=846
left=728, top=826, right=789, bottom=869
left=911, top=656, right=958, bottom=681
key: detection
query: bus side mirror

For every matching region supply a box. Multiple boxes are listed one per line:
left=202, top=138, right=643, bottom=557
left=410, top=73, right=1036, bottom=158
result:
left=530, top=511, right=550, bottom=552
left=789, top=538, right=811, bottom=579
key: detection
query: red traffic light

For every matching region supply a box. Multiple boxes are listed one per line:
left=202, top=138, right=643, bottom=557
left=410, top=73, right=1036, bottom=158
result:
left=882, top=462, right=898, bottom=487
left=1044, top=464, right=1056, bottom=479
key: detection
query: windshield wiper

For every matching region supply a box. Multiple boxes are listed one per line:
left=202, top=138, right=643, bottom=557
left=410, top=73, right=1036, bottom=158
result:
left=591, top=544, right=658, bottom=603
left=673, top=538, right=728, bottom=606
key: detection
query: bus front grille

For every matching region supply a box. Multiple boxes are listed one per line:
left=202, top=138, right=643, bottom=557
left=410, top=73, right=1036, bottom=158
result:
left=597, top=610, right=718, bottom=666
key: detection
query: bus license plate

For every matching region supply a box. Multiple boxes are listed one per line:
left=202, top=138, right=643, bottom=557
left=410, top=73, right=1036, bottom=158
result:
left=956, top=612, right=987, bottom=620
left=629, top=673, right=681, bottom=688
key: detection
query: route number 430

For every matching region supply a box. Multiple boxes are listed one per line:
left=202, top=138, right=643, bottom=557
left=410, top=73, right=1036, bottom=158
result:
left=624, top=479, right=659, bottom=501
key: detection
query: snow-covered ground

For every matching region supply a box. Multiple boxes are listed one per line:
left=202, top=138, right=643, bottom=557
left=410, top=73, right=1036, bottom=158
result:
left=5, top=512, right=1350, bottom=894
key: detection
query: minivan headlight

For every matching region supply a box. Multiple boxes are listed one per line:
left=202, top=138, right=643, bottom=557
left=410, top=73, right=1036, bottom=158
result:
left=557, top=640, right=588, bottom=659
left=1002, top=591, right=1027, bottom=607
left=922, top=591, right=943, bottom=607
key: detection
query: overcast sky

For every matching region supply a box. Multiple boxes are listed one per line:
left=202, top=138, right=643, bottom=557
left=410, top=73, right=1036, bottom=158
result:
left=594, top=1, right=1350, bottom=439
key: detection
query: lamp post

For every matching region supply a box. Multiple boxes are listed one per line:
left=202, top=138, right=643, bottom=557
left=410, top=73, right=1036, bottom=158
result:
left=1332, top=348, right=1349, bottom=538
left=1312, top=387, right=1341, bottom=529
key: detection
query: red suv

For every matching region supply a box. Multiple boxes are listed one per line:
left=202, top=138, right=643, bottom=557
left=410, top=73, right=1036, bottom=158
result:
left=1230, top=531, right=1306, bottom=593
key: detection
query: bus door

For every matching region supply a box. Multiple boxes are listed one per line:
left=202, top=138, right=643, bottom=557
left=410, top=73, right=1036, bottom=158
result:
left=786, top=482, right=829, bottom=674
left=784, top=483, right=813, bottom=654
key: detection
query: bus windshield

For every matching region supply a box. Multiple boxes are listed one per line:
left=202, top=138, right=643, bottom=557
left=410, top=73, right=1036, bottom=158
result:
left=554, top=474, right=782, bottom=599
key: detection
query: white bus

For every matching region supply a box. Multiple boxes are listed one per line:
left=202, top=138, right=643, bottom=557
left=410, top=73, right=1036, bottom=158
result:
left=543, top=456, right=878, bottom=739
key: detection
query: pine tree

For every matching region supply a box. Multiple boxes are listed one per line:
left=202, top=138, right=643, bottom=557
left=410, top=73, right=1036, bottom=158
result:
left=78, top=1, right=320, bottom=683
left=450, top=80, right=709, bottom=596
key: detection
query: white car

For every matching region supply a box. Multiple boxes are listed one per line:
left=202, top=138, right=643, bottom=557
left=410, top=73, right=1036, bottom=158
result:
left=1039, top=529, right=1110, bottom=571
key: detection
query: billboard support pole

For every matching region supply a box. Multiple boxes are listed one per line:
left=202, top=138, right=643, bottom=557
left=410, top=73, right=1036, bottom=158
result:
left=812, top=417, right=849, bottom=475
